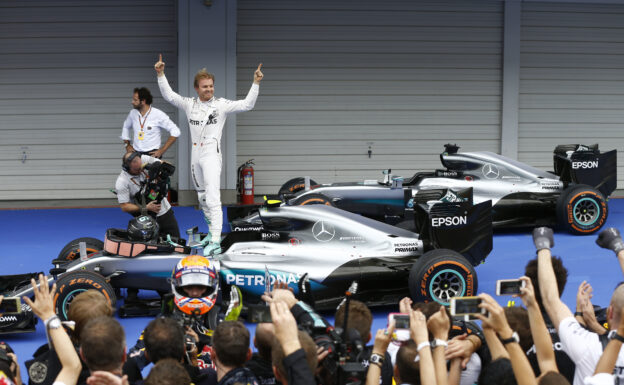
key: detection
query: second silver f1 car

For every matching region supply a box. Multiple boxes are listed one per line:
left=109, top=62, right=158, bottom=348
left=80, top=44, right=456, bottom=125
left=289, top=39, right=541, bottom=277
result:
left=279, top=144, right=616, bottom=235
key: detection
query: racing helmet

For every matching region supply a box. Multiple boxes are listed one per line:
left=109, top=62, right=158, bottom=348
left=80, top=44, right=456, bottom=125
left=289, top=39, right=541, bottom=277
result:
left=127, top=215, right=159, bottom=242
left=171, top=255, right=219, bottom=315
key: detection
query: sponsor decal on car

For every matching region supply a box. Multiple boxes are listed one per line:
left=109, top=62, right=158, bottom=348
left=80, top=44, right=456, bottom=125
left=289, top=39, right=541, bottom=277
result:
left=339, top=236, right=365, bottom=243
left=232, top=225, right=263, bottom=232
left=0, top=315, right=18, bottom=323
left=431, top=216, right=468, bottom=227
left=482, top=163, right=500, bottom=179
left=289, top=238, right=301, bottom=246
left=393, top=242, right=420, bottom=253
left=312, top=220, right=335, bottom=242
left=261, top=232, right=280, bottom=240
left=221, top=268, right=323, bottom=296
left=572, top=160, right=599, bottom=169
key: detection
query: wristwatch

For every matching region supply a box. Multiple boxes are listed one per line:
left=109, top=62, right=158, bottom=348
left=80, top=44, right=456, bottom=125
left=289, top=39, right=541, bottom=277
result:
left=45, top=315, right=62, bottom=330
left=500, top=331, right=520, bottom=345
left=431, top=339, right=448, bottom=349
left=608, top=330, right=624, bottom=343
left=369, top=353, right=384, bottom=367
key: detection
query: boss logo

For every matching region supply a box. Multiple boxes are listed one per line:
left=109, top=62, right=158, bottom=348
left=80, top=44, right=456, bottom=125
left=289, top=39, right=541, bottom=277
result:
left=261, top=232, right=280, bottom=240
left=431, top=216, right=467, bottom=227
left=572, top=161, right=598, bottom=169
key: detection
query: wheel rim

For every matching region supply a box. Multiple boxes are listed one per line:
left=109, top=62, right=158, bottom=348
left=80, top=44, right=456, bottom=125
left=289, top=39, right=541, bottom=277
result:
left=429, top=269, right=466, bottom=305
left=61, top=289, right=87, bottom=319
left=573, top=197, right=600, bottom=226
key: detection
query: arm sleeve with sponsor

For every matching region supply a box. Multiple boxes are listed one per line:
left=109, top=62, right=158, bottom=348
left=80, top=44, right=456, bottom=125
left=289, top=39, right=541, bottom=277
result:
left=220, top=83, right=259, bottom=114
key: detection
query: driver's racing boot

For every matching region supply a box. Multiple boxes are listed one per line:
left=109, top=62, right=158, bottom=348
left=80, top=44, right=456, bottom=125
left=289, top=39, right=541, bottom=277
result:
left=203, top=242, right=222, bottom=258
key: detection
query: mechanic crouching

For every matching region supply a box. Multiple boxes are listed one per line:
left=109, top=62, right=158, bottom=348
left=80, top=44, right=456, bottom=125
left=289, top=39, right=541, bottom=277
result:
left=124, top=255, right=243, bottom=384
left=115, top=151, right=180, bottom=239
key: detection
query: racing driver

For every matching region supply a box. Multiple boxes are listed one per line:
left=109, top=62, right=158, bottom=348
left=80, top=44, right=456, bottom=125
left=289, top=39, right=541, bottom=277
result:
left=154, top=54, right=264, bottom=256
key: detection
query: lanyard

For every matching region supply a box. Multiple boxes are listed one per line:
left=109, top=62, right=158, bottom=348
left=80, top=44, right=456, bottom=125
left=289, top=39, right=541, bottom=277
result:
left=138, top=107, right=152, bottom=130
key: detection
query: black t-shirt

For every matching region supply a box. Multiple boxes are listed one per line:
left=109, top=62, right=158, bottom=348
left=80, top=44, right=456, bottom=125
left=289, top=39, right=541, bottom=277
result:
left=525, top=314, right=575, bottom=384
left=246, top=354, right=280, bottom=385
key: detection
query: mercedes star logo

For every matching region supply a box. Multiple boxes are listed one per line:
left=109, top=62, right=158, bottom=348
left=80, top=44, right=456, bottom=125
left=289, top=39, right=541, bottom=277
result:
left=482, top=163, right=500, bottom=179
left=312, top=220, right=336, bottom=242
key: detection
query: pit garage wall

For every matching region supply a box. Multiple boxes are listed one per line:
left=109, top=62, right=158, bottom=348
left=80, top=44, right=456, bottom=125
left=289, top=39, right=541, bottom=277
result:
left=518, top=2, right=624, bottom=188
left=236, top=0, right=505, bottom=195
left=0, top=0, right=178, bottom=200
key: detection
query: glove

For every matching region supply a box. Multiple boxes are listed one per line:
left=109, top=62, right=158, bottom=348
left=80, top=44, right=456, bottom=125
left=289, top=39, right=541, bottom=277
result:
left=533, top=227, right=554, bottom=251
left=224, top=286, right=243, bottom=321
left=596, top=228, right=624, bottom=254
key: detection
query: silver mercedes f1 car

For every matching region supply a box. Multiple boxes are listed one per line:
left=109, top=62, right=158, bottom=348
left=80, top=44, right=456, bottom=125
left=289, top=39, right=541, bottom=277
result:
left=0, top=188, right=491, bottom=333
left=278, top=144, right=616, bottom=235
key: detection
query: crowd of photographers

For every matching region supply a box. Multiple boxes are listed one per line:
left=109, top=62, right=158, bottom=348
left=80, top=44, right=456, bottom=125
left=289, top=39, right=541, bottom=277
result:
left=3, top=225, right=624, bottom=385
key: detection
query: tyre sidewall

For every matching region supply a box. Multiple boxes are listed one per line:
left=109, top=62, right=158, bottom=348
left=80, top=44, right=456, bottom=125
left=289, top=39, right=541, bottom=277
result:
left=558, top=186, right=607, bottom=234
left=279, top=178, right=318, bottom=196
left=54, top=272, right=115, bottom=320
left=409, top=251, right=477, bottom=305
left=295, top=193, right=333, bottom=206
left=57, top=237, right=104, bottom=262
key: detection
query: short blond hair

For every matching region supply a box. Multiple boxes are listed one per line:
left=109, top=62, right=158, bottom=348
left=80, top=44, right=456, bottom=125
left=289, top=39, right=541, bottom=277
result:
left=194, top=68, right=215, bottom=88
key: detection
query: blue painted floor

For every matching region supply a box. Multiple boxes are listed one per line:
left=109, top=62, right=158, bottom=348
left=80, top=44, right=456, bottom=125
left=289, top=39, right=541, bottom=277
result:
left=2, top=201, right=624, bottom=377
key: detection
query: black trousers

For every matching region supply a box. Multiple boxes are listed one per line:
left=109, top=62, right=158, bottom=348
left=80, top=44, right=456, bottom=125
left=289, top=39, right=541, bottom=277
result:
left=152, top=208, right=180, bottom=239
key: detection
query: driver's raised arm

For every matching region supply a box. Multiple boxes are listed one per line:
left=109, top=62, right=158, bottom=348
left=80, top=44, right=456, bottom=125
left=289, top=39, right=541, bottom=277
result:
left=154, top=53, right=186, bottom=110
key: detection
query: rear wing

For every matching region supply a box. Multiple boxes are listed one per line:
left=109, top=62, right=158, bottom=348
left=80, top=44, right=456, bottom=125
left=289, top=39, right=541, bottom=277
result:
left=553, top=144, right=617, bottom=197
left=408, top=187, right=492, bottom=266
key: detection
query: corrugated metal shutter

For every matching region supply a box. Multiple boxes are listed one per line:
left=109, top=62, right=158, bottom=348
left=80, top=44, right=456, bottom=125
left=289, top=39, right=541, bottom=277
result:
left=519, top=2, right=624, bottom=186
left=0, top=0, right=177, bottom=200
left=236, top=0, right=503, bottom=195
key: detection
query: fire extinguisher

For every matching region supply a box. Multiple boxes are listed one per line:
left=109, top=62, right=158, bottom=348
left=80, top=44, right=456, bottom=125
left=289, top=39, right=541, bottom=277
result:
left=237, top=159, right=255, bottom=205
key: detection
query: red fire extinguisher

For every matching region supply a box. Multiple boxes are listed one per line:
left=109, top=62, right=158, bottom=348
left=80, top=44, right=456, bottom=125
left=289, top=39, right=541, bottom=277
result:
left=237, top=159, right=255, bottom=205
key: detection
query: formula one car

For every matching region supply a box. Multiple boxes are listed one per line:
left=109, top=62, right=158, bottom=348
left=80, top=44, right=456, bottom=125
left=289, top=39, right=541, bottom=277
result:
left=0, top=188, right=491, bottom=333
left=278, top=144, right=617, bottom=235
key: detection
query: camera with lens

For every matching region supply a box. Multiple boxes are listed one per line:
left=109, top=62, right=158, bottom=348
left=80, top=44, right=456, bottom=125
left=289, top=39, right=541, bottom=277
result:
left=135, top=162, right=175, bottom=204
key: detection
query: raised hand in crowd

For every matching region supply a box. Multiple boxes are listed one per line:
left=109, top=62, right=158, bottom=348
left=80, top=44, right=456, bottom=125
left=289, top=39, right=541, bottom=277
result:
left=427, top=306, right=450, bottom=385
left=23, top=274, right=82, bottom=385
left=365, top=321, right=395, bottom=385
left=588, top=309, right=624, bottom=383
left=476, top=293, right=537, bottom=385
left=410, top=309, right=437, bottom=385
left=518, top=276, right=568, bottom=382
left=253, top=63, right=264, bottom=84
left=596, top=227, right=624, bottom=275
left=576, top=280, right=607, bottom=335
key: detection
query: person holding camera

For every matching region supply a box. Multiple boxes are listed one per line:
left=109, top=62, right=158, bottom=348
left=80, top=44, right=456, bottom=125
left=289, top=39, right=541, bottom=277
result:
left=115, top=151, right=180, bottom=239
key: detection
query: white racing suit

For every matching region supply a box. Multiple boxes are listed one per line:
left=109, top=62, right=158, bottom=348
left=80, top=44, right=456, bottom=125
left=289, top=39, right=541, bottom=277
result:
left=158, top=75, right=259, bottom=244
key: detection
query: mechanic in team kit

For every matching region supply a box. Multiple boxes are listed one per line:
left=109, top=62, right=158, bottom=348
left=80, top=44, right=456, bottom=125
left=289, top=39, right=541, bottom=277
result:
left=154, top=54, right=263, bottom=256
left=121, top=87, right=181, bottom=158
left=115, top=151, right=180, bottom=239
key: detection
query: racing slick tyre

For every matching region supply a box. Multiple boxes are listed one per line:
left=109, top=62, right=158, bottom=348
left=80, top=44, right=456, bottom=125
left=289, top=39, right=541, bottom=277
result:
left=556, top=185, right=607, bottom=235
left=53, top=271, right=116, bottom=320
left=408, top=249, right=477, bottom=306
left=278, top=177, right=318, bottom=196
left=56, top=237, right=104, bottom=262
left=293, top=193, right=334, bottom=207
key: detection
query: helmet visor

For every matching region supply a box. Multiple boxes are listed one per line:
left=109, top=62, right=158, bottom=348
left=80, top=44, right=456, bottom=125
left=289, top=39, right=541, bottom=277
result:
left=175, top=272, right=217, bottom=288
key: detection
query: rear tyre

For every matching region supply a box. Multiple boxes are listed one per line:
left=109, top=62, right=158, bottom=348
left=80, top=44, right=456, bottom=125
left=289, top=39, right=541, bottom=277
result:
left=53, top=271, right=116, bottom=320
left=556, top=185, right=607, bottom=235
left=408, top=249, right=477, bottom=305
left=293, top=193, right=334, bottom=207
left=57, top=237, right=104, bottom=262
left=278, top=177, right=318, bottom=196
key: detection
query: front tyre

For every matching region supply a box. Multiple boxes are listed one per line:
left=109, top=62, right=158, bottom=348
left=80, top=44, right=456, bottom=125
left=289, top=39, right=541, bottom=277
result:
left=53, top=271, right=116, bottom=320
left=408, top=249, right=477, bottom=305
left=557, top=185, right=607, bottom=235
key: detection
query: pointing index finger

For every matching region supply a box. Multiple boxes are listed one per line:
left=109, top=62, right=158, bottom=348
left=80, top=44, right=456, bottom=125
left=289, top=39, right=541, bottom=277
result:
left=159, top=53, right=162, bottom=62
left=257, top=63, right=263, bottom=71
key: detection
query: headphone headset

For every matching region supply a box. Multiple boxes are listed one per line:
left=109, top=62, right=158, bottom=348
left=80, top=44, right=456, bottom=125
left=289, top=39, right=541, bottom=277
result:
left=122, top=151, right=141, bottom=172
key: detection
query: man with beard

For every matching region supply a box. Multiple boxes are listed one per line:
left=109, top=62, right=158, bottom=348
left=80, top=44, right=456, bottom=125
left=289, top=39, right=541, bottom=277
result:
left=121, top=87, right=180, bottom=158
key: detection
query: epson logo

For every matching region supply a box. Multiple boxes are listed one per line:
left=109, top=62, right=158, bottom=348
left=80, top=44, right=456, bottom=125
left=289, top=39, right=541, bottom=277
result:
left=431, top=216, right=467, bottom=227
left=572, top=161, right=598, bottom=169
left=0, top=316, right=18, bottom=323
